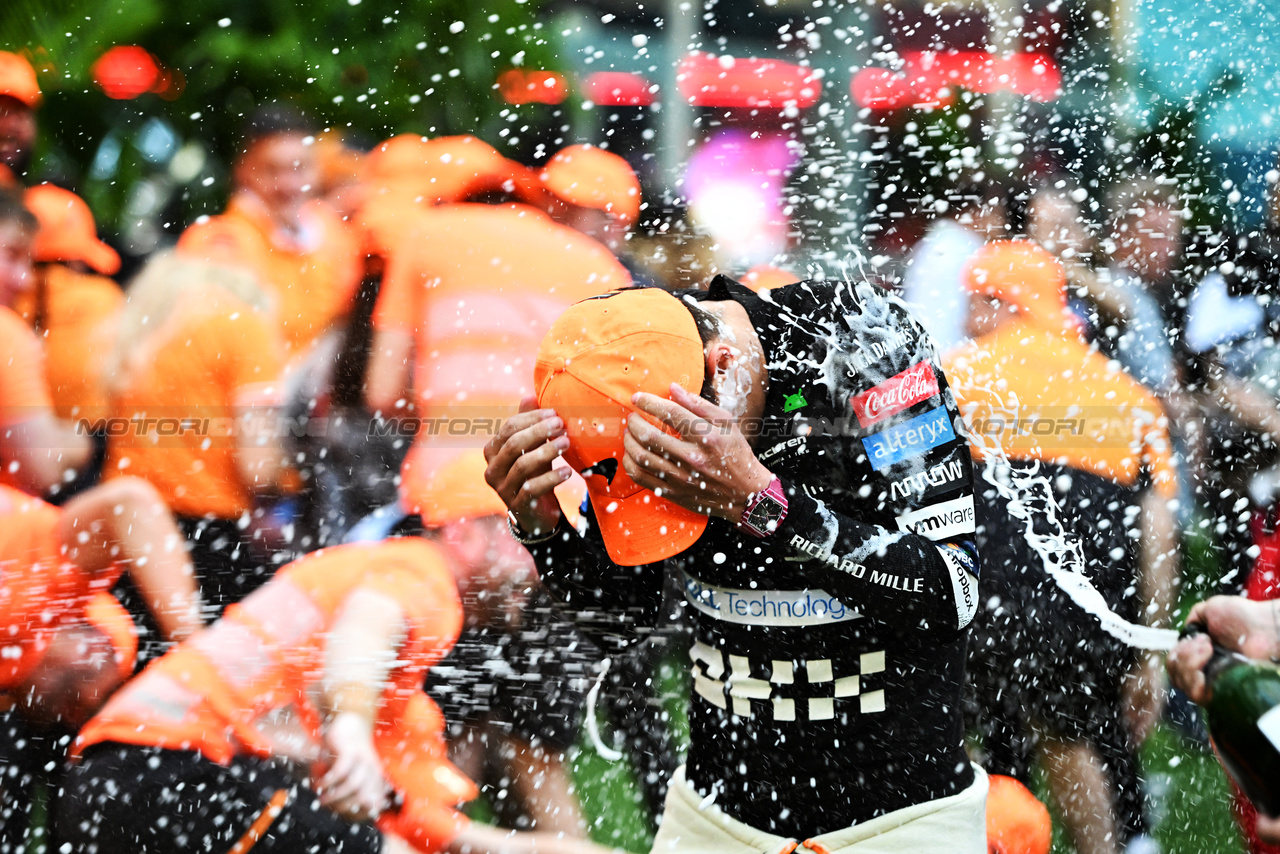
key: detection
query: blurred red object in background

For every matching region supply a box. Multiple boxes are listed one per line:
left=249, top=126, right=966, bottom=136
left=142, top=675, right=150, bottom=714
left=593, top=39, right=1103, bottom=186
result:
left=497, top=69, right=568, bottom=105
left=851, top=51, right=1061, bottom=110
left=677, top=51, right=822, bottom=110
left=92, top=46, right=166, bottom=100
left=584, top=72, right=655, bottom=107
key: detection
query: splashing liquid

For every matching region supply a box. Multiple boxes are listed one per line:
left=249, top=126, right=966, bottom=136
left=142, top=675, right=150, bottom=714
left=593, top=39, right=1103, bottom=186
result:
left=967, top=394, right=1179, bottom=652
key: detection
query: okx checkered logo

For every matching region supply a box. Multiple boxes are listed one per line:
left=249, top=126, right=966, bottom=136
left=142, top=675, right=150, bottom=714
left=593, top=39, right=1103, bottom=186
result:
left=689, top=643, right=887, bottom=722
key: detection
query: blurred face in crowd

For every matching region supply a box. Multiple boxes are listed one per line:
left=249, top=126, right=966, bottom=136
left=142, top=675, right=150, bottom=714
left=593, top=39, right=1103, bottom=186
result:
left=235, top=131, right=318, bottom=222
left=1029, top=189, right=1093, bottom=261
left=0, top=95, right=35, bottom=172
left=955, top=196, right=1008, bottom=241
left=965, top=293, right=1020, bottom=340
left=0, top=216, right=34, bottom=309
left=1113, top=201, right=1183, bottom=283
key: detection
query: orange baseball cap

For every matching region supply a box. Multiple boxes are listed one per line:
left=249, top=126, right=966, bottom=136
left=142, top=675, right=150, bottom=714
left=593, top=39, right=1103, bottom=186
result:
left=541, top=144, right=641, bottom=226
left=0, top=52, right=40, bottom=109
left=364, top=134, right=547, bottom=207
left=535, top=288, right=708, bottom=566
left=23, top=184, right=121, bottom=275
left=985, top=775, right=1052, bottom=854
left=962, top=240, right=1078, bottom=334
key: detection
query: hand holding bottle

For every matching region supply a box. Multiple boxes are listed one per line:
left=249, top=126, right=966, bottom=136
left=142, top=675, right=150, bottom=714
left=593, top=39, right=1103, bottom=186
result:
left=1170, top=619, right=1280, bottom=819
left=1168, top=597, right=1280, bottom=704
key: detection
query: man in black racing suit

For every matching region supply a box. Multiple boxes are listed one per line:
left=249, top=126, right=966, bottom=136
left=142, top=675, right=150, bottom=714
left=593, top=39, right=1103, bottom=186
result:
left=484, top=276, right=986, bottom=852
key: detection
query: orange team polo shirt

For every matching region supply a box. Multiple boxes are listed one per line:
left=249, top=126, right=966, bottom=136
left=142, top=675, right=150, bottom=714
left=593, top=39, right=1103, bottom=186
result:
left=13, top=263, right=122, bottom=425
left=372, top=203, right=630, bottom=508
left=944, top=320, right=1178, bottom=500
left=0, top=484, right=125, bottom=689
left=103, top=293, right=284, bottom=519
left=77, top=538, right=475, bottom=849
left=177, top=195, right=362, bottom=355
left=0, top=306, right=56, bottom=491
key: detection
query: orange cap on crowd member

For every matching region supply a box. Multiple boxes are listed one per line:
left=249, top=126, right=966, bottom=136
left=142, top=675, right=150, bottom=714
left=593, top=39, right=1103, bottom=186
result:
left=82, top=592, right=139, bottom=680
left=962, top=240, right=1080, bottom=335
left=0, top=51, right=41, bottom=109
left=364, top=134, right=547, bottom=207
left=541, top=144, right=641, bottom=226
left=741, top=264, right=800, bottom=293
left=23, top=184, right=121, bottom=275
left=985, top=775, right=1052, bottom=854
left=535, top=288, right=707, bottom=566
left=407, top=449, right=510, bottom=527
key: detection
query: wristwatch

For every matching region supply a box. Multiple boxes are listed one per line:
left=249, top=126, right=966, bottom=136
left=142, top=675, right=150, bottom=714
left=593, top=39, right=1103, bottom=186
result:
left=736, top=476, right=788, bottom=538
left=507, top=511, right=559, bottom=545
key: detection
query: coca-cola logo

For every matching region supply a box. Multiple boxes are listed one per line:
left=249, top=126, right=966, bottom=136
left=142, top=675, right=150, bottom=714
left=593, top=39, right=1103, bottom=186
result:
left=851, top=362, right=939, bottom=427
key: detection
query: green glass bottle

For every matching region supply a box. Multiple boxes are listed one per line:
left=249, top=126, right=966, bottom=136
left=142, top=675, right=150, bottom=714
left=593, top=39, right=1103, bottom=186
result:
left=1185, top=624, right=1280, bottom=816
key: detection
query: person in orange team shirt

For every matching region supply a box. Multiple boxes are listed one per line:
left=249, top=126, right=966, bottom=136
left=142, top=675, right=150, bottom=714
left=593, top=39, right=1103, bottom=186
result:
left=0, top=477, right=202, bottom=718
left=0, top=51, right=39, bottom=188
left=58, top=537, right=619, bottom=854
left=361, top=450, right=594, bottom=839
left=0, top=188, right=93, bottom=496
left=104, top=253, right=287, bottom=613
left=14, top=184, right=124, bottom=429
left=178, top=104, right=361, bottom=355
left=0, top=477, right=202, bottom=850
left=944, top=241, right=1178, bottom=854
left=361, top=137, right=630, bottom=509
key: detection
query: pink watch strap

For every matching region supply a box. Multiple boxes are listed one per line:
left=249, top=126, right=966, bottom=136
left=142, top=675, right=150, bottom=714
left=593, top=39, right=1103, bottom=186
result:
left=736, top=476, right=788, bottom=538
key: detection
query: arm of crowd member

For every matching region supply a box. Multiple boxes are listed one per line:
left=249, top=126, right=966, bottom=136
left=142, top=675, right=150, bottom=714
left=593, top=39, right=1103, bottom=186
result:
left=0, top=319, right=94, bottom=496
left=0, top=414, right=93, bottom=497
left=483, top=399, right=667, bottom=647
left=59, top=477, right=203, bottom=642
left=318, top=586, right=408, bottom=823
left=365, top=328, right=414, bottom=415
left=364, top=245, right=419, bottom=415
left=1211, top=372, right=1280, bottom=442
left=1123, top=488, right=1180, bottom=743
left=232, top=388, right=287, bottom=495
left=626, top=384, right=977, bottom=634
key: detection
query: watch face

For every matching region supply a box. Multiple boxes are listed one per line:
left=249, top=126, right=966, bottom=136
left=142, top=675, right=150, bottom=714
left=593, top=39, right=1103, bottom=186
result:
left=748, top=494, right=786, bottom=533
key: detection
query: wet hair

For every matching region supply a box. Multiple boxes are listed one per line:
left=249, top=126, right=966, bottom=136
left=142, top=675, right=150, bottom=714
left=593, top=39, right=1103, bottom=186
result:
left=0, top=187, right=36, bottom=234
left=669, top=287, right=726, bottom=404
left=239, top=103, right=316, bottom=151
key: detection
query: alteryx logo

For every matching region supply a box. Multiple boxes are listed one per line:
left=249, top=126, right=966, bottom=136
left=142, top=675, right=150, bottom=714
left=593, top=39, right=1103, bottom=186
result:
left=861, top=407, right=956, bottom=470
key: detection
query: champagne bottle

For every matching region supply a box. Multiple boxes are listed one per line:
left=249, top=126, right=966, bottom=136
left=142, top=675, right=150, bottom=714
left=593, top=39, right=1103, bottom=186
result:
left=1183, top=623, right=1280, bottom=816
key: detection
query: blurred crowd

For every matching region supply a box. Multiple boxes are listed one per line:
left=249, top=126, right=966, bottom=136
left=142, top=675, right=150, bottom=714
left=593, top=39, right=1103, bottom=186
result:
left=1, top=40, right=1279, bottom=854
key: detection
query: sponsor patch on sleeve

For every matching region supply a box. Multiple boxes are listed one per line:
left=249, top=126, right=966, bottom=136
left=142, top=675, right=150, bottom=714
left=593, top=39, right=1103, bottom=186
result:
left=935, top=543, right=979, bottom=629
left=850, top=361, right=939, bottom=428
left=886, top=452, right=968, bottom=503
left=860, top=407, right=956, bottom=470
left=893, top=494, right=976, bottom=541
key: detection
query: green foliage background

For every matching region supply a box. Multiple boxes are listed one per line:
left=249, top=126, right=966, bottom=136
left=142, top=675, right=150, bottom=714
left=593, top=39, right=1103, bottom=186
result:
left=0, top=0, right=557, bottom=239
